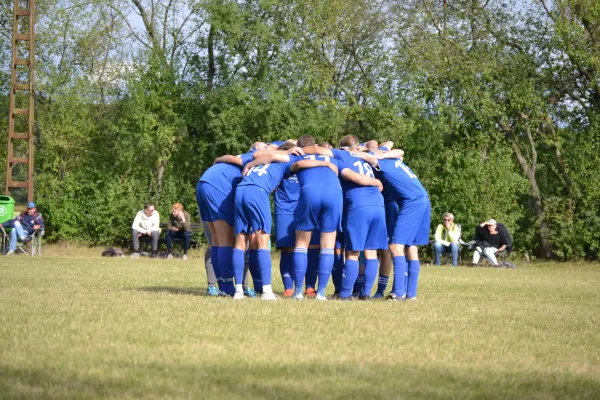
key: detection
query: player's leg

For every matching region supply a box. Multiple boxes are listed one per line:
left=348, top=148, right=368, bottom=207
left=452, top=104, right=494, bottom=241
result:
left=405, top=200, right=431, bottom=300
left=374, top=249, right=392, bottom=298
left=233, top=232, right=249, bottom=299
left=341, top=250, right=360, bottom=300
left=293, top=230, right=312, bottom=299
left=200, top=220, right=218, bottom=295
left=360, top=207, right=388, bottom=299
left=196, top=182, right=224, bottom=291
left=331, top=233, right=345, bottom=297
left=305, top=232, right=321, bottom=297
left=214, top=190, right=236, bottom=295
left=342, top=207, right=368, bottom=300
left=255, top=230, right=277, bottom=300
left=315, top=189, right=342, bottom=300
left=388, top=243, right=407, bottom=299
left=247, top=232, right=261, bottom=295
left=275, top=214, right=295, bottom=296
left=242, top=186, right=274, bottom=300
left=316, top=231, right=336, bottom=300
left=353, top=252, right=366, bottom=297
left=293, top=189, right=319, bottom=299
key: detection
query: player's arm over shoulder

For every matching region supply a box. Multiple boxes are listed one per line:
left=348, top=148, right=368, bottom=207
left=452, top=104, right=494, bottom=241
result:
left=302, top=146, right=334, bottom=157
left=340, top=169, right=383, bottom=191
left=291, top=159, right=337, bottom=174
left=214, top=155, right=242, bottom=166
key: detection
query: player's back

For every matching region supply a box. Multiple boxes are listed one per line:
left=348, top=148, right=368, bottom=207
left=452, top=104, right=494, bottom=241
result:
left=295, top=154, right=341, bottom=187
left=377, top=158, right=428, bottom=202
left=331, top=149, right=383, bottom=209
left=274, top=174, right=300, bottom=214
left=238, top=161, right=291, bottom=193
left=199, top=153, right=254, bottom=196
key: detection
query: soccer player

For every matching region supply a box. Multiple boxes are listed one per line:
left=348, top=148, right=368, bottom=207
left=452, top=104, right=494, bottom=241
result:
left=303, top=135, right=387, bottom=300
left=227, top=148, right=302, bottom=301
left=373, top=154, right=431, bottom=301
left=195, top=151, right=255, bottom=295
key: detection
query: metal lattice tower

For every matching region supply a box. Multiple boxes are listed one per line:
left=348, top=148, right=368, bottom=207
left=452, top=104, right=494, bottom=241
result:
left=5, top=0, right=35, bottom=203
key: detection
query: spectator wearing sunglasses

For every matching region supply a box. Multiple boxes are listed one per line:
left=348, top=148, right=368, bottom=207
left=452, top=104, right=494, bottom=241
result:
left=433, top=213, right=461, bottom=266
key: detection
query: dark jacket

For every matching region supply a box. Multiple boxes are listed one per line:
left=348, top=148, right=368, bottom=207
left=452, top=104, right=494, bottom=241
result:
left=2, top=212, right=45, bottom=235
left=167, top=210, right=191, bottom=232
left=475, top=223, right=511, bottom=251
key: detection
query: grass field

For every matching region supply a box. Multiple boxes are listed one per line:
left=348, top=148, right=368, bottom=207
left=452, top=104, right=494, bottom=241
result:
left=1, top=248, right=600, bottom=399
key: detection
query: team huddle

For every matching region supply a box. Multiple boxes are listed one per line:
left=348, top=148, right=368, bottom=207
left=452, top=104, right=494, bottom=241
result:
left=195, top=135, right=430, bottom=301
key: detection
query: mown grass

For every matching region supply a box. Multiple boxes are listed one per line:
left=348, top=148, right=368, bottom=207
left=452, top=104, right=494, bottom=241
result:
left=1, top=250, right=599, bottom=399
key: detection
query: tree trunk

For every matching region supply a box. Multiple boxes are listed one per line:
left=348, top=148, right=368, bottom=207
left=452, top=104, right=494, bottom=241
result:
left=157, top=159, right=167, bottom=197
left=511, top=142, right=554, bottom=258
left=207, top=25, right=215, bottom=91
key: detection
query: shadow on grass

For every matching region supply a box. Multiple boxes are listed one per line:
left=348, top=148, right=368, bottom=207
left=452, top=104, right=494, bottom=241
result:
left=133, top=286, right=205, bottom=296
left=1, top=362, right=599, bottom=399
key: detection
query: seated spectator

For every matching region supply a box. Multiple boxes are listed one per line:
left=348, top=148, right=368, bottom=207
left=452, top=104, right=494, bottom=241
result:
left=166, top=202, right=191, bottom=260
left=2, top=202, right=44, bottom=255
left=131, top=203, right=160, bottom=258
left=433, top=212, right=461, bottom=266
left=472, top=219, right=510, bottom=266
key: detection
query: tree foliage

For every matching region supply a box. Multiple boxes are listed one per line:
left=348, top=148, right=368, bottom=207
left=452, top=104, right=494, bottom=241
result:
left=1, top=0, right=599, bottom=258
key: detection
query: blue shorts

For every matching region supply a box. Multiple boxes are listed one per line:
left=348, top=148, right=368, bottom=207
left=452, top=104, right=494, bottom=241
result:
left=295, top=184, right=342, bottom=233
left=344, top=206, right=388, bottom=251
left=390, top=198, right=431, bottom=246
left=234, top=185, right=272, bottom=235
left=385, top=201, right=399, bottom=243
left=275, top=214, right=320, bottom=248
left=196, top=181, right=235, bottom=227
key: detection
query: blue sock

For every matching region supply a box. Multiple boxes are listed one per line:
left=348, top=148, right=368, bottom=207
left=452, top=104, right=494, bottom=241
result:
left=210, top=246, right=222, bottom=289
left=332, top=251, right=344, bottom=293
left=218, top=246, right=235, bottom=295
left=392, top=256, right=407, bottom=297
left=353, top=274, right=365, bottom=295
left=280, top=251, right=294, bottom=290
left=306, top=248, right=319, bottom=290
left=293, top=248, right=308, bottom=296
left=317, top=248, right=334, bottom=296
left=232, top=248, right=245, bottom=288
left=377, top=275, right=389, bottom=294
left=248, top=249, right=262, bottom=292
left=341, top=259, right=359, bottom=299
left=257, top=249, right=271, bottom=286
left=361, top=258, right=379, bottom=297
left=407, top=260, right=421, bottom=299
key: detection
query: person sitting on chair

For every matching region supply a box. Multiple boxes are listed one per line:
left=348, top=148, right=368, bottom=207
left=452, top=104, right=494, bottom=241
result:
left=131, top=203, right=161, bottom=258
left=2, top=202, right=44, bottom=256
left=166, top=202, right=192, bottom=260
left=433, top=212, right=461, bottom=266
left=472, top=219, right=509, bottom=266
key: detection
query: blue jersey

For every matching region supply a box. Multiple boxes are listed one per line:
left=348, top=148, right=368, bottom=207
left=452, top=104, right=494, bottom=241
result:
left=274, top=174, right=300, bottom=214
left=238, top=158, right=293, bottom=193
left=199, top=152, right=255, bottom=196
left=331, top=149, right=383, bottom=210
left=376, top=158, right=428, bottom=202
left=291, top=154, right=343, bottom=186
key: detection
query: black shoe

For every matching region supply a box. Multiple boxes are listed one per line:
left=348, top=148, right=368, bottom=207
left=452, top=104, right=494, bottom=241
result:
left=151, top=251, right=158, bottom=258
left=331, top=291, right=341, bottom=300
left=387, top=293, right=406, bottom=302
left=358, top=294, right=371, bottom=301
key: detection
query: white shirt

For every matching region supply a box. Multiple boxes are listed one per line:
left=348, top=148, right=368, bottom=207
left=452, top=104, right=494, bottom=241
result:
left=132, top=210, right=161, bottom=232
